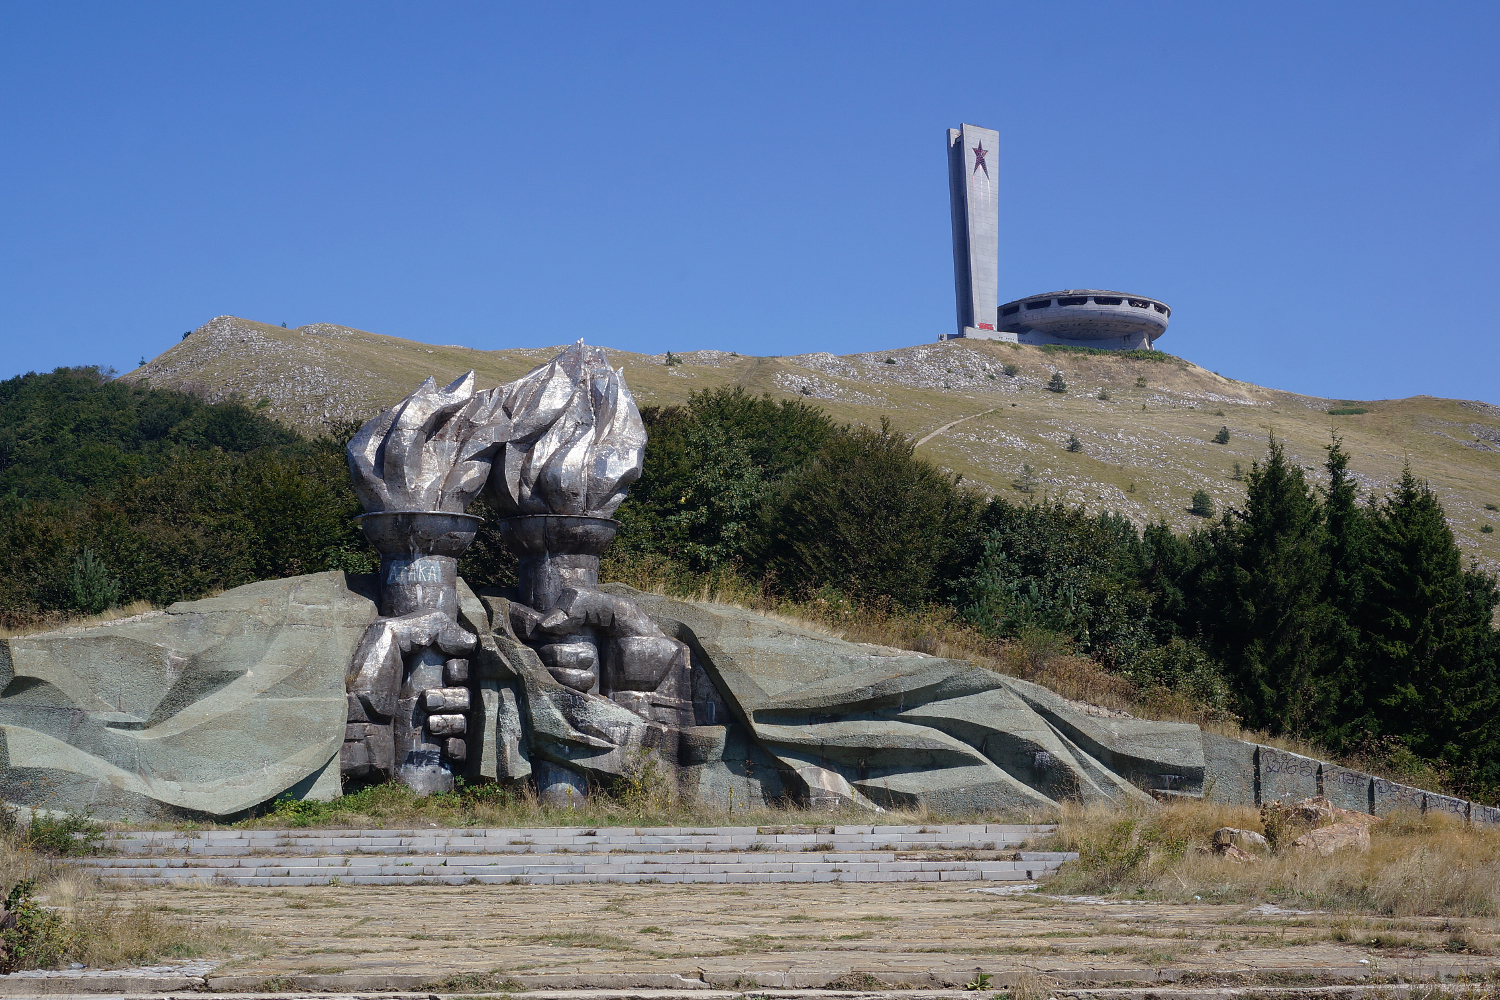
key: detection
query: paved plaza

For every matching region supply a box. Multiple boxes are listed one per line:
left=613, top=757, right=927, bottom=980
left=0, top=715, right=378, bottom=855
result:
left=4, top=824, right=1493, bottom=995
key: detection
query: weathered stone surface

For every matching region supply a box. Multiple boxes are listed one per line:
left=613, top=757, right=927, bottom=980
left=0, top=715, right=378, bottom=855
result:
left=1257, top=746, right=1321, bottom=803
left=1320, top=763, right=1373, bottom=813
left=1212, top=827, right=1268, bottom=851
left=0, top=571, right=376, bottom=821
left=615, top=587, right=1204, bottom=812
left=1293, top=822, right=1371, bottom=855
left=474, top=588, right=677, bottom=794
left=7, top=567, right=1489, bottom=825
left=1424, top=791, right=1471, bottom=821
left=1201, top=731, right=1256, bottom=804
left=1370, top=776, right=1427, bottom=817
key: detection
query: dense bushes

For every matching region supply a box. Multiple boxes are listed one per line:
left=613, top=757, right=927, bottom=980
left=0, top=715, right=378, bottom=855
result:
left=0, top=367, right=373, bottom=626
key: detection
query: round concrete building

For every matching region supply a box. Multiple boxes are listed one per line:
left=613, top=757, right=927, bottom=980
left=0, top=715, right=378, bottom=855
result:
left=998, top=290, right=1170, bottom=350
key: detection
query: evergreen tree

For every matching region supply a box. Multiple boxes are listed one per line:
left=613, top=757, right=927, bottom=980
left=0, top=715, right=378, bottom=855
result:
left=1200, top=436, right=1336, bottom=732
left=1317, top=433, right=1370, bottom=748
left=765, top=419, right=979, bottom=606
left=1359, top=466, right=1500, bottom=787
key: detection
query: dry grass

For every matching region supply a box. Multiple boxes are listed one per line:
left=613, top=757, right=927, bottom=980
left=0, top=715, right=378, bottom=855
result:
left=0, top=816, right=249, bottom=971
left=1043, top=798, right=1500, bottom=917
left=0, top=599, right=159, bottom=640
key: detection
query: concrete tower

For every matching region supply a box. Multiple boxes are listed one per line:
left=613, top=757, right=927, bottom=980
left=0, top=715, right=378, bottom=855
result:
left=947, top=123, right=1000, bottom=340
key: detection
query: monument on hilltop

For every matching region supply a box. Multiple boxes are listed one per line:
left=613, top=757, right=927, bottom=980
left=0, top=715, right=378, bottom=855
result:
left=942, top=123, right=1172, bottom=350
left=947, top=124, right=1001, bottom=341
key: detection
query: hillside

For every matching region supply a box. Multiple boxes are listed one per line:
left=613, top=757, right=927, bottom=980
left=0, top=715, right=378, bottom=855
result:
left=125, top=315, right=1500, bottom=574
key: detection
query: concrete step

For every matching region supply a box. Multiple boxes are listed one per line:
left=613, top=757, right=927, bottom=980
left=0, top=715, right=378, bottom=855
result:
left=90, top=857, right=1069, bottom=886
left=95, top=822, right=1056, bottom=857
left=83, top=824, right=1070, bottom=886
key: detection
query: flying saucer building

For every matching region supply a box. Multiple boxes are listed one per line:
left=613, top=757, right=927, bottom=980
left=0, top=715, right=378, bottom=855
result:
left=942, top=124, right=1170, bottom=349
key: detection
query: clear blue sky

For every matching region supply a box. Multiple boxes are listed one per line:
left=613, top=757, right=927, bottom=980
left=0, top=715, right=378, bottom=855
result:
left=2, top=3, right=1496, bottom=402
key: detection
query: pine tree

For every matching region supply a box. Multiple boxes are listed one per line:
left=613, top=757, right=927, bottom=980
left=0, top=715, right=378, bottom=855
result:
left=1200, top=435, right=1336, bottom=732
left=1359, top=466, right=1500, bottom=784
left=1046, top=373, right=1067, bottom=393
left=1317, top=433, right=1369, bottom=748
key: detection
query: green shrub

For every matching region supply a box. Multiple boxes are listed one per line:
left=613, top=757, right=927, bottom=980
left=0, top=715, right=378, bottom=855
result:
left=1002, top=363, right=1019, bottom=377
left=1136, top=375, right=1147, bottom=387
left=617, top=748, right=672, bottom=811
left=1327, top=407, right=1368, bottom=416
left=66, top=548, right=120, bottom=614
left=24, top=812, right=102, bottom=856
left=0, top=880, right=72, bottom=973
left=1483, top=525, right=1495, bottom=534
left=764, top=420, right=980, bottom=605
left=1125, top=636, right=1232, bottom=712
left=0, top=367, right=372, bottom=629
left=1212, top=426, right=1230, bottom=445
left=1066, top=434, right=1083, bottom=453
left=1097, top=388, right=1110, bottom=401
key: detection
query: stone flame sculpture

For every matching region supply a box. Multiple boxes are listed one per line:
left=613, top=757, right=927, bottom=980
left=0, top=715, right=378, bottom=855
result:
left=486, top=344, right=689, bottom=722
left=343, top=372, right=508, bottom=794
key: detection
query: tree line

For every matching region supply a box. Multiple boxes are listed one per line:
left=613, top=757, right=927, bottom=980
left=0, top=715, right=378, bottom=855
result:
left=2, top=369, right=1495, bottom=800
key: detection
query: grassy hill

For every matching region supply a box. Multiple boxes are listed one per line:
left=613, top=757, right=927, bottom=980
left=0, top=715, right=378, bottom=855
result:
left=125, top=315, right=1500, bottom=574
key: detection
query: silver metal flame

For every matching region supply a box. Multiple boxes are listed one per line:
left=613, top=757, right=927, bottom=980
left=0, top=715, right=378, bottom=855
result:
left=487, top=340, right=646, bottom=518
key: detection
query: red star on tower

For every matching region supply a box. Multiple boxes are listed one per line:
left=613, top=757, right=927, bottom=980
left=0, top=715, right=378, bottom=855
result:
left=971, top=142, right=989, bottom=177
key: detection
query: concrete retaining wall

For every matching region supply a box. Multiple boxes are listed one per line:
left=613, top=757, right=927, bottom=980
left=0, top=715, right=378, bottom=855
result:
left=1203, top=734, right=1492, bottom=823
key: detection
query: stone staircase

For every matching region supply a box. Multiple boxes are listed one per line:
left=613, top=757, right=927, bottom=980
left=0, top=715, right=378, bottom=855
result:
left=81, top=823, right=1074, bottom=887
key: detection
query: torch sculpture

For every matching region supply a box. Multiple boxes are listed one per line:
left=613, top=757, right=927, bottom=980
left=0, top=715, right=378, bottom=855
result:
left=488, top=342, right=690, bottom=722
left=343, top=372, right=508, bottom=794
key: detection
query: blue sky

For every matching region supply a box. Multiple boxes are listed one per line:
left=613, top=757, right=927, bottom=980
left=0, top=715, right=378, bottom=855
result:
left=2, top=3, right=1496, bottom=402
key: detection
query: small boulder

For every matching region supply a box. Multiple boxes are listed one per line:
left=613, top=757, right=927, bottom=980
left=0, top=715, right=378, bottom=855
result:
left=1212, top=827, right=1269, bottom=851
left=1293, top=822, right=1371, bottom=856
